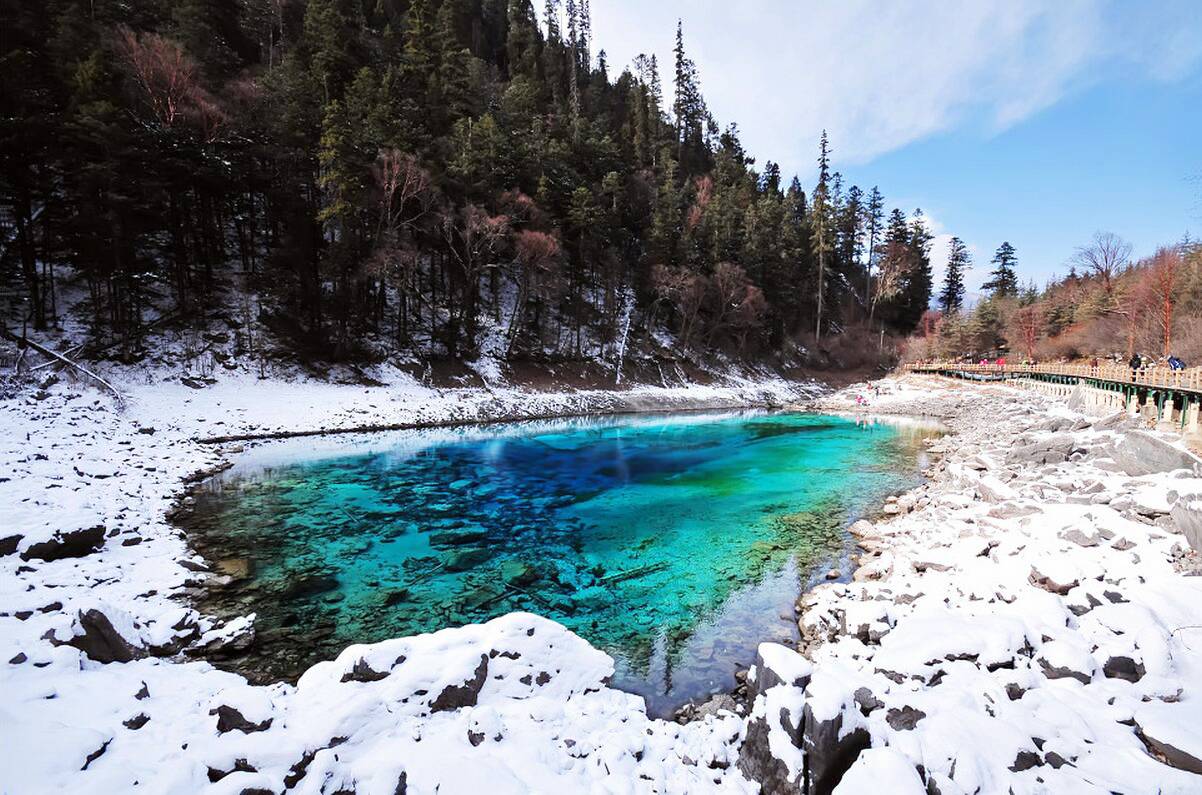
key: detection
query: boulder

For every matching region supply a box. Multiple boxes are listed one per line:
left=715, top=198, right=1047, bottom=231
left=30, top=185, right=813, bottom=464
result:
left=281, top=571, right=339, bottom=600
left=1112, top=432, right=1202, bottom=477
left=802, top=696, right=870, bottom=795
left=66, top=608, right=147, bottom=664
left=210, top=704, right=273, bottom=734
left=428, top=527, right=489, bottom=547
left=430, top=654, right=489, bottom=711
left=0, top=534, right=21, bottom=557
left=1135, top=701, right=1202, bottom=774
left=1170, top=495, right=1202, bottom=554
left=833, top=748, right=926, bottom=795
left=443, top=548, right=493, bottom=572
left=1102, top=655, right=1145, bottom=683
left=499, top=559, right=538, bottom=587
left=1029, top=563, right=1079, bottom=595
left=1036, top=640, right=1096, bottom=685
left=20, top=525, right=106, bottom=562
left=738, top=708, right=796, bottom=795
left=748, top=643, right=813, bottom=701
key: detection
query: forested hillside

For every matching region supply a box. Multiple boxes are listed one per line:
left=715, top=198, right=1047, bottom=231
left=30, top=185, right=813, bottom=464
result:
left=1, top=0, right=937, bottom=372
left=908, top=233, right=1202, bottom=365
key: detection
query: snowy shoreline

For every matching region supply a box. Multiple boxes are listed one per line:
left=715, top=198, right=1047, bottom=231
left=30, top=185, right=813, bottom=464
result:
left=3, top=371, right=1202, bottom=793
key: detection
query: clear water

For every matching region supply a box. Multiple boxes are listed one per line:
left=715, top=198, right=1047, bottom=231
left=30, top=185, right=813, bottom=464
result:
left=184, top=411, right=940, bottom=717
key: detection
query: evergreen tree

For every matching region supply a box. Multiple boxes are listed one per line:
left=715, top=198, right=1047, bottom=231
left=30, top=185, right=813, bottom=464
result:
left=939, top=236, right=970, bottom=314
left=811, top=130, right=833, bottom=340
left=983, top=241, right=1019, bottom=297
left=896, top=209, right=933, bottom=331
left=506, top=0, right=542, bottom=82
left=863, top=186, right=884, bottom=304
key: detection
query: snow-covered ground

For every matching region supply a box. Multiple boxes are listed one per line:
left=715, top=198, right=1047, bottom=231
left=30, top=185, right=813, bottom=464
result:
left=0, top=365, right=815, bottom=793
left=3, top=369, right=1202, bottom=793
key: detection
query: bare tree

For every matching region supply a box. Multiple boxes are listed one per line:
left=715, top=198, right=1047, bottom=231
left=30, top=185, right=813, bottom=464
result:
left=1144, top=246, right=1184, bottom=356
left=870, top=236, right=911, bottom=321
left=1012, top=304, right=1044, bottom=361
left=116, top=26, right=226, bottom=141
left=506, top=230, right=562, bottom=355
left=651, top=263, right=706, bottom=350
left=1073, top=231, right=1132, bottom=310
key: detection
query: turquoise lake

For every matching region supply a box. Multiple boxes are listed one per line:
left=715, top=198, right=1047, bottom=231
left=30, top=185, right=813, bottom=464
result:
left=184, top=410, right=940, bottom=717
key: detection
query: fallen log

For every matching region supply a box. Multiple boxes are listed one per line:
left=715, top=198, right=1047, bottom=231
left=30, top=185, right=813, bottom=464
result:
left=599, top=560, right=670, bottom=585
left=1, top=329, right=125, bottom=406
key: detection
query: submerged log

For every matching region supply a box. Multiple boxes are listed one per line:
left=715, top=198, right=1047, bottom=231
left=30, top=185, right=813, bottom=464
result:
left=598, top=561, right=670, bottom=585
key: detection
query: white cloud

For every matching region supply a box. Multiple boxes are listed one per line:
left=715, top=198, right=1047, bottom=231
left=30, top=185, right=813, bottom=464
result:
left=589, top=0, right=1202, bottom=177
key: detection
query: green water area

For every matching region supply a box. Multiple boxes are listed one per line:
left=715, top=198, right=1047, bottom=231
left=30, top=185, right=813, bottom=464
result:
left=183, top=410, right=940, bottom=717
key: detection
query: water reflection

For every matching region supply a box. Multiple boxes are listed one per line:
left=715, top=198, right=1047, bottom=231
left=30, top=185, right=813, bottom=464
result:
left=181, top=410, right=941, bottom=717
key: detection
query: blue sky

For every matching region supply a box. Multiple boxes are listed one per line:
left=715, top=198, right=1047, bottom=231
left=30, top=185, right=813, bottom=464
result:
left=581, top=0, right=1202, bottom=296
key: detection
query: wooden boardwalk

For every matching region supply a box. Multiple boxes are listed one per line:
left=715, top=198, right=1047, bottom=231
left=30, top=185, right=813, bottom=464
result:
left=908, top=362, right=1202, bottom=394
left=907, top=361, right=1202, bottom=434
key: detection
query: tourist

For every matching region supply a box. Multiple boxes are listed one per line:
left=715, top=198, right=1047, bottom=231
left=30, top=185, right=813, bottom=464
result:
left=1169, top=355, right=1186, bottom=371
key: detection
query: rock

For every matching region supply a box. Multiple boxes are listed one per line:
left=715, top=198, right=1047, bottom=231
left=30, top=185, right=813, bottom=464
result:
left=443, top=548, right=493, bottom=572
left=737, top=708, right=796, bottom=794
left=975, top=475, right=1017, bottom=504
left=825, top=569, right=840, bottom=580
left=381, top=588, right=411, bottom=607
left=66, top=609, right=147, bottom=664
left=1112, top=431, right=1202, bottom=477
left=1059, top=528, right=1100, bottom=548
left=215, top=558, right=254, bottom=581
left=987, top=502, right=1038, bottom=519
left=499, top=559, right=538, bottom=587
left=1036, top=640, right=1096, bottom=685
left=1135, top=701, right=1202, bottom=774
left=695, top=693, right=737, bottom=718
left=428, top=527, right=489, bottom=547
left=20, top=525, right=106, bottom=562
left=802, top=695, right=870, bottom=795
left=1029, top=564, right=1079, bottom=595
left=1009, top=750, right=1042, bottom=772
left=210, top=705, right=273, bottom=734
left=748, top=643, right=813, bottom=701
left=341, top=657, right=394, bottom=683
left=885, top=705, right=926, bottom=731
left=833, top=748, right=926, bottom=795
left=1170, top=495, right=1202, bottom=554
left=1004, top=434, right=1077, bottom=466
left=1102, top=655, right=1145, bottom=683
left=848, top=520, right=875, bottom=539
left=0, top=534, right=21, bottom=556
left=430, top=654, right=489, bottom=711
left=281, top=571, right=339, bottom=600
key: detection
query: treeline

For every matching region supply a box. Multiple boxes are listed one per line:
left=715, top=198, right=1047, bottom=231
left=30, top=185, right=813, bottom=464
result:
left=2, top=0, right=936, bottom=365
left=909, top=233, right=1202, bottom=365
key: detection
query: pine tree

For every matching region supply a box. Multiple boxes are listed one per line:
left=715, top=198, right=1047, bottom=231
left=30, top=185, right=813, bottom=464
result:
left=983, top=241, right=1019, bottom=297
left=939, top=236, right=970, bottom=314
left=811, top=130, right=833, bottom=340
left=896, top=209, right=933, bottom=331
left=864, top=186, right=884, bottom=306
left=506, top=0, right=542, bottom=82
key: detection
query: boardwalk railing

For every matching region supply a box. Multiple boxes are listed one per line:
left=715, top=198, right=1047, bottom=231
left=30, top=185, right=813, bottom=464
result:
left=906, top=362, right=1202, bottom=394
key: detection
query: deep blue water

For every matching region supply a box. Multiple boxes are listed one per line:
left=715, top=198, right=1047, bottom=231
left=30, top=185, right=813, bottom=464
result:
left=185, top=410, right=939, bottom=716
